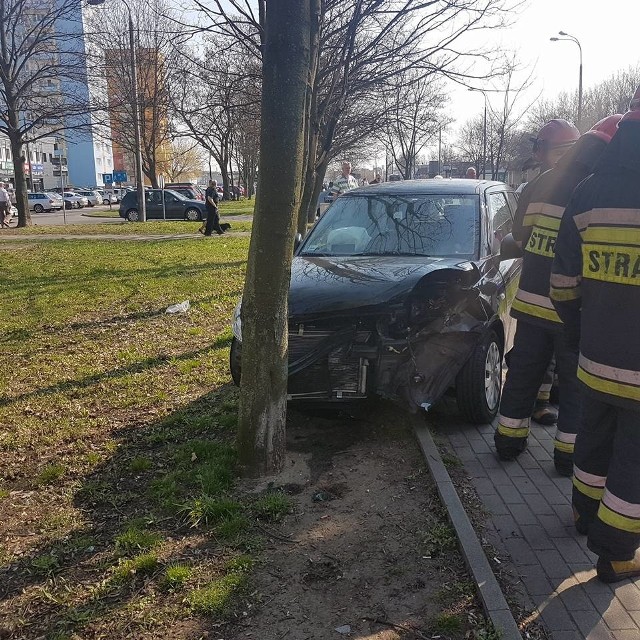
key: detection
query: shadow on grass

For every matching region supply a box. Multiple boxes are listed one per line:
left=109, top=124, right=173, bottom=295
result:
left=0, top=334, right=231, bottom=408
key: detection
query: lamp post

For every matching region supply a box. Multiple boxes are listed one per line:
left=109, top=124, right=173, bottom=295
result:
left=550, top=31, right=583, bottom=130
left=88, top=0, right=146, bottom=221
left=468, top=88, right=487, bottom=179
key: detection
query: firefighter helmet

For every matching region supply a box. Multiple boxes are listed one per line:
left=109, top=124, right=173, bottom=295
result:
left=586, top=115, right=623, bottom=143
left=530, top=119, right=580, bottom=153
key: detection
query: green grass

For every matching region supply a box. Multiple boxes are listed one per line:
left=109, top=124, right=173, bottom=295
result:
left=252, top=491, right=293, bottom=522
left=431, top=613, right=463, bottom=634
left=0, top=236, right=258, bottom=636
left=6, top=219, right=252, bottom=235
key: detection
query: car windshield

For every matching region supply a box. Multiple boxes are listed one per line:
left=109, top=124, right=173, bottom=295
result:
left=301, top=193, right=480, bottom=258
left=165, top=189, right=187, bottom=200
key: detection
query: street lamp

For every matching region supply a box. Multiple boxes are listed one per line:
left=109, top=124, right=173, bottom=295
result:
left=88, top=0, right=146, bottom=222
left=550, top=31, right=583, bottom=130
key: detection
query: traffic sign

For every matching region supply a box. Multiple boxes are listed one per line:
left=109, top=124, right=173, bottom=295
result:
left=113, top=171, right=128, bottom=182
left=103, top=173, right=113, bottom=184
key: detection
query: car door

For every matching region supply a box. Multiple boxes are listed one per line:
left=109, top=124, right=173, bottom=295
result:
left=163, top=191, right=184, bottom=219
left=144, top=191, right=162, bottom=219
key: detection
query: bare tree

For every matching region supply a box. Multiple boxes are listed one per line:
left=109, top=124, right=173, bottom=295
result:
left=381, top=71, right=447, bottom=180
left=163, top=139, right=205, bottom=182
left=0, top=0, right=93, bottom=226
left=236, top=0, right=314, bottom=476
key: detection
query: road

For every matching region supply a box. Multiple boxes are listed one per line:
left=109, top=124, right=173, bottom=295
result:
left=29, top=205, right=123, bottom=226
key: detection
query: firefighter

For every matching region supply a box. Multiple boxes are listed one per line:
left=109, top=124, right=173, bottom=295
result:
left=494, top=118, right=615, bottom=476
left=551, top=95, right=640, bottom=582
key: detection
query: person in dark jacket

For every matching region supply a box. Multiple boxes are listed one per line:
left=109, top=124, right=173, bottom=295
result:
left=495, top=118, right=616, bottom=476
left=202, top=179, right=224, bottom=236
left=550, top=91, right=640, bottom=582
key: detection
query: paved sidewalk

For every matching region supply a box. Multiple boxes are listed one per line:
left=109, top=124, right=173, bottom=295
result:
left=441, top=417, right=640, bottom=640
left=0, top=231, right=250, bottom=242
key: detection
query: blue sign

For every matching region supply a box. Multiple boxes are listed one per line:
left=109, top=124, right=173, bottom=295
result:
left=113, top=171, right=128, bottom=183
left=103, top=173, right=113, bottom=184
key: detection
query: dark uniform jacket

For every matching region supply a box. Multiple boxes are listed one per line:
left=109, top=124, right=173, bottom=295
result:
left=551, top=121, right=640, bottom=410
left=511, top=136, right=608, bottom=330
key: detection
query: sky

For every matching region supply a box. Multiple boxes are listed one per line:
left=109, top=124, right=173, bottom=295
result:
left=451, top=0, right=638, bottom=136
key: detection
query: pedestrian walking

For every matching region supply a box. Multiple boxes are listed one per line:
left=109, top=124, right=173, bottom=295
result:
left=551, top=92, right=640, bottom=582
left=494, top=119, right=585, bottom=474
left=465, top=166, right=477, bottom=179
left=0, top=183, right=11, bottom=228
left=201, top=179, right=224, bottom=236
left=330, top=162, right=358, bottom=197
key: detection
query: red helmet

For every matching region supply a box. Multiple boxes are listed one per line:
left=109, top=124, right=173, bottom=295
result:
left=586, top=114, right=623, bottom=143
left=621, top=85, right=640, bottom=124
left=531, top=119, right=580, bottom=152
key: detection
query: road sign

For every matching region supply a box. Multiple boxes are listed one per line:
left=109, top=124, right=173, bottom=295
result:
left=113, top=171, right=128, bottom=183
left=103, top=173, right=113, bottom=184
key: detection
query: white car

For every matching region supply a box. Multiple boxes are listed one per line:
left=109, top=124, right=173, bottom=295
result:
left=75, top=190, right=100, bottom=207
left=45, top=192, right=64, bottom=210
left=28, top=192, right=56, bottom=213
left=63, top=191, right=88, bottom=209
left=97, top=190, right=118, bottom=205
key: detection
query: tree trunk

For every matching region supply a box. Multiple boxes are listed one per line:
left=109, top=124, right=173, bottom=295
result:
left=237, top=0, right=312, bottom=477
left=10, top=135, right=31, bottom=228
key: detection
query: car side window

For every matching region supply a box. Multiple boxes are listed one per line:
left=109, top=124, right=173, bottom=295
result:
left=487, top=191, right=512, bottom=253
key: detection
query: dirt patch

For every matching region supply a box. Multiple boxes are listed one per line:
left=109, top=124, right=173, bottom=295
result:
left=223, top=402, right=489, bottom=640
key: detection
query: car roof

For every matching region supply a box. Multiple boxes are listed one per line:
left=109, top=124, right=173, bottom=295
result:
left=349, top=178, right=509, bottom=196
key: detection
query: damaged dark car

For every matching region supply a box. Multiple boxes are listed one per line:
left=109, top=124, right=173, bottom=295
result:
left=230, top=179, right=521, bottom=423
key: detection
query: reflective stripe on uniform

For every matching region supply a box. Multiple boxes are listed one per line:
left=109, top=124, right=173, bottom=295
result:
left=522, top=202, right=565, bottom=232
left=575, top=208, right=640, bottom=232
left=550, top=273, right=582, bottom=301
left=573, top=466, right=606, bottom=501
left=598, top=489, right=640, bottom=533
left=512, top=289, right=561, bottom=323
left=582, top=242, right=640, bottom=287
left=497, top=415, right=530, bottom=438
left=578, top=354, right=640, bottom=402
left=554, top=430, right=576, bottom=454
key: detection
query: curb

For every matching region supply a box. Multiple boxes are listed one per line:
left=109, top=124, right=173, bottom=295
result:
left=412, top=416, right=523, bottom=640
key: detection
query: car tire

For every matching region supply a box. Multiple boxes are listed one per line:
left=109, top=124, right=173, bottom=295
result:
left=125, top=209, right=140, bottom=222
left=185, top=207, right=202, bottom=222
left=33, top=204, right=44, bottom=213
left=88, top=202, right=94, bottom=207
left=230, top=337, right=242, bottom=386
left=103, top=199, right=109, bottom=205
left=456, top=329, right=502, bottom=424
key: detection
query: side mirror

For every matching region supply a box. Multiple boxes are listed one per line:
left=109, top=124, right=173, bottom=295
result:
left=294, top=233, right=303, bottom=250
left=499, top=233, right=522, bottom=262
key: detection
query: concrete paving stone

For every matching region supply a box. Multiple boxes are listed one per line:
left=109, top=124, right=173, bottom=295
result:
left=552, top=631, right=586, bottom=640
left=472, top=477, right=496, bottom=496
left=586, top=587, right=620, bottom=616
left=518, top=450, right=542, bottom=469
left=476, top=452, right=501, bottom=469
left=522, top=524, right=555, bottom=551
left=454, top=445, right=476, bottom=462
left=507, top=503, right=538, bottom=526
left=543, top=484, right=571, bottom=506
left=526, top=467, right=556, bottom=486
left=486, top=466, right=515, bottom=486
left=468, top=437, right=492, bottom=454
left=463, top=459, right=489, bottom=478
left=528, top=444, right=553, bottom=462
left=602, top=598, right=639, bottom=630
left=553, top=537, right=593, bottom=564
left=557, top=582, right=595, bottom=611
left=539, top=597, right=576, bottom=631
left=523, top=492, right=556, bottom=515
left=481, top=493, right=510, bottom=516
left=552, top=475, right=573, bottom=490
left=571, top=609, right=614, bottom=638
left=538, top=514, right=572, bottom=538
left=495, top=482, right=526, bottom=505
left=492, top=514, right=521, bottom=539
left=611, top=581, right=640, bottom=611
left=521, top=573, right=554, bottom=596
left=611, top=631, right=640, bottom=640
left=513, top=476, right=541, bottom=494
left=552, top=502, right=575, bottom=522
left=536, top=548, right=572, bottom=579
left=476, top=423, right=494, bottom=435
left=448, top=432, right=469, bottom=447
left=504, top=537, right=540, bottom=566
left=629, top=610, right=640, bottom=626
left=584, top=622, right=616, bottom=640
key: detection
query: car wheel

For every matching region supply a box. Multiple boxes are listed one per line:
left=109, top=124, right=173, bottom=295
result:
left=456, top=329, right=502, bottom=424
left=103, top=199, right=109, bottom=205
left=126, top=209, right=140, bottom=222
left=33, top=204, right=44, bottom=213
left=88, top=202, right=94, bottom=207
left=185, top=207, right=202, bottom=222
left=230, top=337, right=242, bottom=386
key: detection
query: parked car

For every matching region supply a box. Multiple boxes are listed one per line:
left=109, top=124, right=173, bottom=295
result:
left=165, top=183, right=205, bottom=201
left=62, top=191, right=89, bottom=209
left=97, top=190, right=118, bottom=205
left=28, top=192, right=57, bottom=213
left=230, top=179, right=522, bottom=423
left=118, top=189, right=207, bottom=222
left=45, top=192, right=64, bottom=210
left=75, top=190, right=100, bottom=207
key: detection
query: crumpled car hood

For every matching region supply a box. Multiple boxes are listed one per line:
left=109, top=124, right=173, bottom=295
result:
left=289, top=255, right=473, bottom=316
